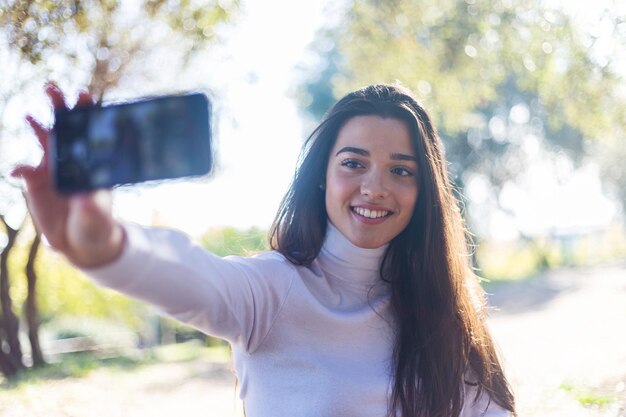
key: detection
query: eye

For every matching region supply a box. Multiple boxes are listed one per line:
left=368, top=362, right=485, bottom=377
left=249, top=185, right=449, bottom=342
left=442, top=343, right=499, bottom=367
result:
left=340, top=159, right=364, bottom=169
left=391, top=166, right=414, bottom=177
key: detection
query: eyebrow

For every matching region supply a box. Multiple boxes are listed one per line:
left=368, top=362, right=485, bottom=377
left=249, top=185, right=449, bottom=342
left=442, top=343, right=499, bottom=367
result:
left=335, top=146, right=368, bottom=157
left=390, top=152, right=418, bottom=162
left=335, top=146, right=417, bottom=162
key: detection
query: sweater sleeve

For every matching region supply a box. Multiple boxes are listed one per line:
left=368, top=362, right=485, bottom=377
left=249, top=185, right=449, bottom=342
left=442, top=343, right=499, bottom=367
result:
left=81, top=222, right=295, bottom=352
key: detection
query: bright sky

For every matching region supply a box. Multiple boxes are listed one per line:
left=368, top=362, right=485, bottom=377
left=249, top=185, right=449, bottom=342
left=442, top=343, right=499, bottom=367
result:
left=112, top=0, right=329, bottom=235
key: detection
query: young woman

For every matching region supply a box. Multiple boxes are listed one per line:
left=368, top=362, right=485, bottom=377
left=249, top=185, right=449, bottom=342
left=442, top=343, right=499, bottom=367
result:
left=14, top=83, right=515, bottom=417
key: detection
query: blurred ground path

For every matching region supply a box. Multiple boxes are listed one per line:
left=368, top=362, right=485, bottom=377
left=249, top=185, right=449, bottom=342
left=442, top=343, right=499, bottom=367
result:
left=0, top=359, right=244, bottom=417
left=1, top=263, right=624, bottom=416
left=487, top=262, right=626, bottom=417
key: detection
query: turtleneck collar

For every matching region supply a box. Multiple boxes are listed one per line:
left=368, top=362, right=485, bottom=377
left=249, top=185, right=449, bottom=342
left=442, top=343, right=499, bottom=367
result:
left=317, top=222, right=388, bottom=285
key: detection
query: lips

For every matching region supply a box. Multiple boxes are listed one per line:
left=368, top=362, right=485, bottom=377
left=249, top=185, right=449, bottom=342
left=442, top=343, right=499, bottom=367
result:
left=352, top=206, right=392, bottom=219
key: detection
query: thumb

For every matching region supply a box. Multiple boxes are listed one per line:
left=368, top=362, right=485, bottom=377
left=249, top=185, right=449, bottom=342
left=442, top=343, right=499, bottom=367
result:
left=66, top=190, right=118, bottom=248
left=10, top=164, right=37, bottom=179
left=65, top=190, right=125, bottom=268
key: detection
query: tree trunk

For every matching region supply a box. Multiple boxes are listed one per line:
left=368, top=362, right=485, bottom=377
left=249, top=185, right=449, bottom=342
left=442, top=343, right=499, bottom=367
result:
left=26, top=233, right=45, bottom=367
left=0, top=215, right=23, bottom=374
left=0, top=347, right=19, bottom=378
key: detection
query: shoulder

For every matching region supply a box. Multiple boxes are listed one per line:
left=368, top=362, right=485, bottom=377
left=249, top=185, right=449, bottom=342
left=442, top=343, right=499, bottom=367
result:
left=227, top=250, right=292, bottom=267
left=223, top=250, right=299, bottom=282
left=461, top=383, right=513, bottom=417
left=251, top=250, right=291, bottom=263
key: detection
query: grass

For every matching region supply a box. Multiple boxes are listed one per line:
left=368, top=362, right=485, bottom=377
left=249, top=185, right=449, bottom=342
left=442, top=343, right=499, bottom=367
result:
left=0, top=340, right=230, bottom=391
left=151, top=340, right=231, bottom=363
left=477, top=241, right=547, bottom=281
left=560, top=382, right=618, bottom=408
left=577, top=393, right=616, bottom=407
left=0, top=352, right=146, bottom=390
left=475, top=233, right=626, bottom=282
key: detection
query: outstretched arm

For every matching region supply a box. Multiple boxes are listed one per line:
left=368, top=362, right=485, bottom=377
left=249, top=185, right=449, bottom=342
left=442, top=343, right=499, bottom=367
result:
left=84, top=222, right=295, bottom=350
left=13, top=85, right=295, bottom=350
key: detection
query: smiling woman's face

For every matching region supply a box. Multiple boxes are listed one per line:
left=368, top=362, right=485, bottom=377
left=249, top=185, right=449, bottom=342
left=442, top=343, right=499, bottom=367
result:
left=324, top=115, right=419, bottom=249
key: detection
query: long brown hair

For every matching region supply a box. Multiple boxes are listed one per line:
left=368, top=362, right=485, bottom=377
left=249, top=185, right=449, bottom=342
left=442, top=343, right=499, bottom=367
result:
left=270, top=84, right=515, bottom=417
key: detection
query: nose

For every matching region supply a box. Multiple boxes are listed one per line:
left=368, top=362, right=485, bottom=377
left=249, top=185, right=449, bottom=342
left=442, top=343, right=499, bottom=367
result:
left=360, top=170, right=389, bottom=199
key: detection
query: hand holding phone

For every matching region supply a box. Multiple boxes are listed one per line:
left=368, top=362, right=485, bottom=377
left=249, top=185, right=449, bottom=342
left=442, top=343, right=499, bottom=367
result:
left=12, top=85, right=125, bottom=268
left=51, top=92, right=213, bottom=194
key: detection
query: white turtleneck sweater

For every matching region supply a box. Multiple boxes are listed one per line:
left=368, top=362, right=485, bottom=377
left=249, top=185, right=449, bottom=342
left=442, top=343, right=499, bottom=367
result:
left=85, top=222, right=509, bottom=417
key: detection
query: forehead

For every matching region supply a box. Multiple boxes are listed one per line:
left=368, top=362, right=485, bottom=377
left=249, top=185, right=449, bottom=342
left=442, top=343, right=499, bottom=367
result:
left=332, top=115, right=415, bottom=155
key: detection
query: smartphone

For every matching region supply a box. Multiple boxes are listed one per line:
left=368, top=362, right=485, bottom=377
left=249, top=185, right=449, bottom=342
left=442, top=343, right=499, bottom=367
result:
left=51, top=92, right=212, bottom=194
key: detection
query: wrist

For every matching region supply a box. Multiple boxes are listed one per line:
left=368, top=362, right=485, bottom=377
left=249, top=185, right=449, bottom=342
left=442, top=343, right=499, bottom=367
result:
left=67, top=222, right=126, bottom=269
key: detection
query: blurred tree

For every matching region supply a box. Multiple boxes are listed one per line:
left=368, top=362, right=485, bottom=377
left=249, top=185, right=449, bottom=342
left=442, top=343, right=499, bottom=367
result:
left=25, top=230, right=44, bottom=367
left=300, top=0, right=626, bottom=238
left=0, top=215, right=23, bottom=376
left=13, top=244, right=150, bottom=330
left=598, top=135, right=626, bottom=213
left=0, top=0, right=240, bottom=379
left=0, top=0, right=240, bottom=98
left=7, top=227, right=158, bottom=346
left=200, top=226, right=268, bottom=257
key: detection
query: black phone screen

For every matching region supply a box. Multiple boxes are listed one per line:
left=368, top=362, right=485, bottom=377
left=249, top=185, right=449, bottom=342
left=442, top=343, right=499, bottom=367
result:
left=52, top=93, right=212, bottom=194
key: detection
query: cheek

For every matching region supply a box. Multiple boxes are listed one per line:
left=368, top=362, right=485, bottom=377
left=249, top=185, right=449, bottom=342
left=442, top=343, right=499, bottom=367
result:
left=325, top=174, right=354, bottom=206
left=400, top=185, right=419, bottom=218
left=324, top=176, right=340, bottom=215
left=324, top=185, right=348, bottom=228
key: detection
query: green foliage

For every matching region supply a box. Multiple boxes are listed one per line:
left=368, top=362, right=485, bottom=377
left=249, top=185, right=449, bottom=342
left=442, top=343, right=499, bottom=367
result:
left=0, top=340, right=229, bottom=390
left=1, top=0, right=239, bottom=61
left=4, top=227, right=268, bottom=353
left=1, top=352, right=147, bottom=389
left=43, top=316, right=139, bottom=348
left=476, top=225, right=626, bottom=280
left=560, top=382, right=618, bottom=408
left=476, top=238, right=555, bottom=280
left=199, top=226, right=269, bottom=257
left=0, top=0, right=240, bottom=98
left=576, top=393, right=616, bottom=407
left=7, top=238, right=148, bottom=331
left=317, top=0, right=624, bottom=139
left=598, top=133, right=626, bottom=211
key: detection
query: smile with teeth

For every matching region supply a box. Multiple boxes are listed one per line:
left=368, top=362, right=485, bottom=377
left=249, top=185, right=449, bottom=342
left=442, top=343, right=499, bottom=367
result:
left=352, top=207, right=392, bottom=219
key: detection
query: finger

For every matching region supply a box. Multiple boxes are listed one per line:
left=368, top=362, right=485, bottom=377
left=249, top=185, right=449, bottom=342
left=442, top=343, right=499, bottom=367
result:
left=76, top=91, right=95, bottom=108
left=46, top=82, right=68, bottom=111
left=75, top=190, right=113, bottom=214
left=26, top=115, right=49, bottom=152
left=68, top=190, right=115, bottom=239
left=10, top=163, right=50, bottom=191
left=10, top=164, right=37, bottom=180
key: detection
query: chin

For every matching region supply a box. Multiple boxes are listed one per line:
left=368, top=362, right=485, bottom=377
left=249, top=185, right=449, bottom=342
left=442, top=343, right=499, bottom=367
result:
left=350, top=236, right=388, bottom=249
left=360, top=242, right=382, bottom=249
